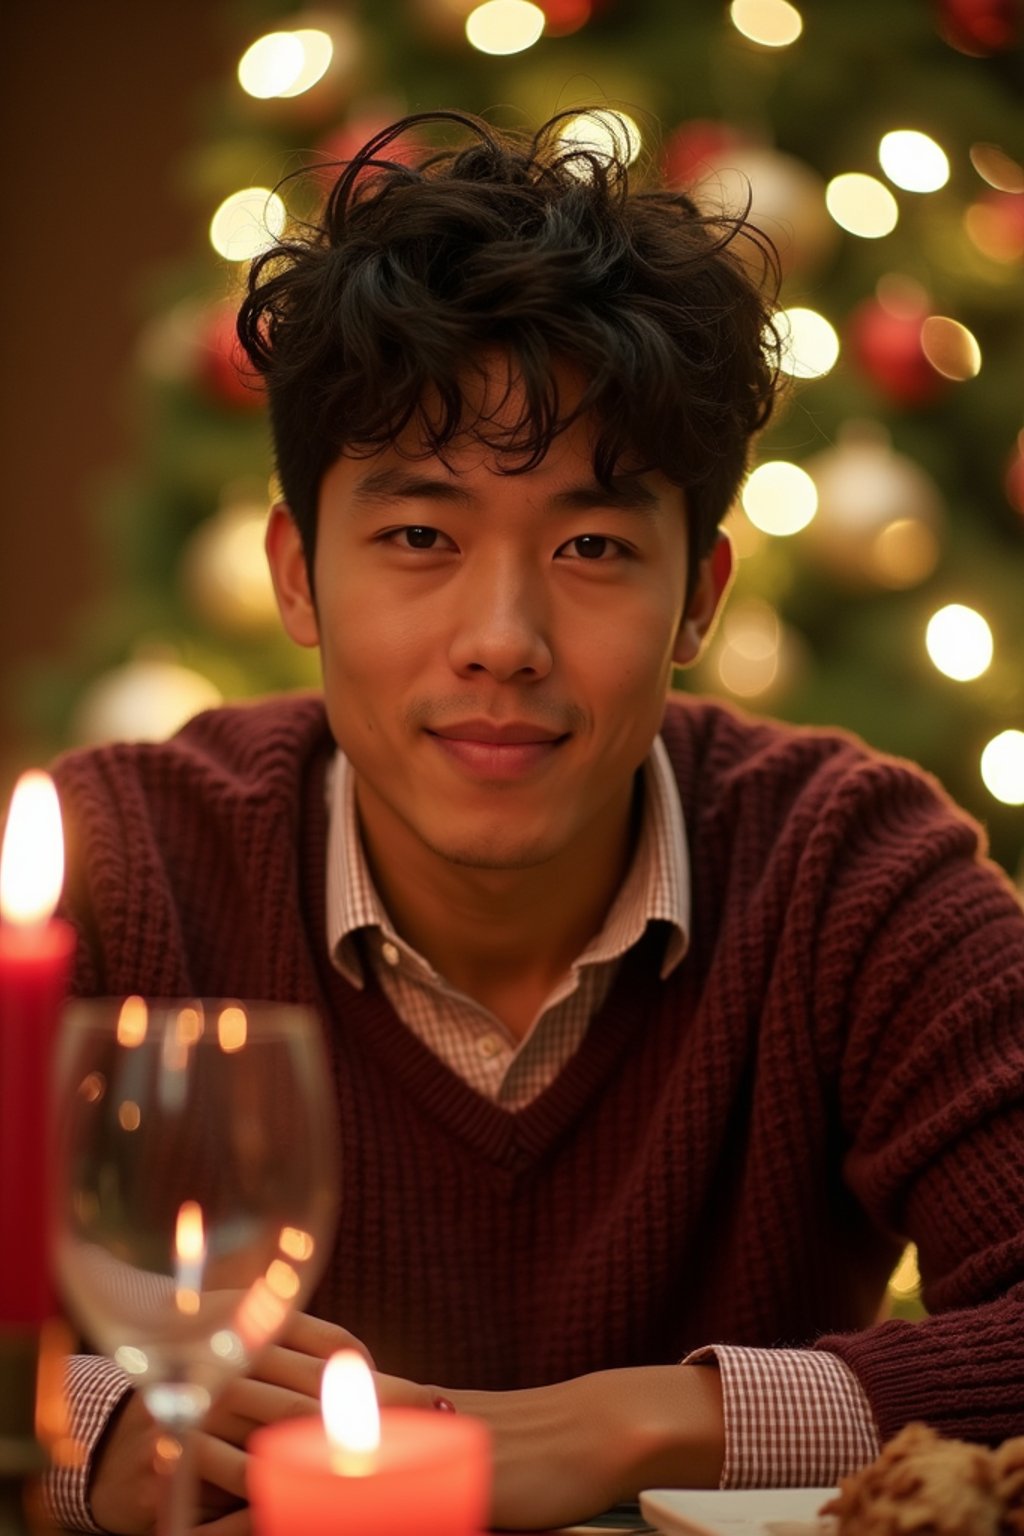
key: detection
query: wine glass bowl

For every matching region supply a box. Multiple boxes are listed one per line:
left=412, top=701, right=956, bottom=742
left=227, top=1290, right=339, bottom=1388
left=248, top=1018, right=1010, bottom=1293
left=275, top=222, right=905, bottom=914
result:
left=52, top=997, right=339, bottom=1527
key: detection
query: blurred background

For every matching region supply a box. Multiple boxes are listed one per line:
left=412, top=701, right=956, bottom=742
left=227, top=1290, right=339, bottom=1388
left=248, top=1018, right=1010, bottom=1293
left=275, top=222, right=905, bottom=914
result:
left=2, top=0, right=1023, bottom=891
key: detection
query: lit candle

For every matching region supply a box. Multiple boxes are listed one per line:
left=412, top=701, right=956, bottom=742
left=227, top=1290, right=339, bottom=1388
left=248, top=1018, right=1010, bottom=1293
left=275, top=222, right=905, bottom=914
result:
left=0, top=772, right=76, bottom=1325
left=249, top=1350, right=491, bottom=1536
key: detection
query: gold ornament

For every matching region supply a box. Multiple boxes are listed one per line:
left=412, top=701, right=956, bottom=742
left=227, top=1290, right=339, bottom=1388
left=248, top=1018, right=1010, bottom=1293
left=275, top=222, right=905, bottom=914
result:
left=802, top=422, right=945, bottom=589
left=72, top=654, right=223, bottom=746
left=693, top=145, right=840, bottom=282
left=181, top=501, right=280, bottom=635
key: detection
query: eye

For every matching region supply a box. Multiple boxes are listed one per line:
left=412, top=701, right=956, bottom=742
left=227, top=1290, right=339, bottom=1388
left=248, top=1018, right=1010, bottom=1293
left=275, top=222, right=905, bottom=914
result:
left=384, top=526, right=455, bottom=552
left=557, top=535, right=628, bottom=561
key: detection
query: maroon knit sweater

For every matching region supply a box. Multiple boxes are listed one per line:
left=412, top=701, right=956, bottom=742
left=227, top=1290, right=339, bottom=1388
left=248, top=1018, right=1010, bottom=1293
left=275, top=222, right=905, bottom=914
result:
left=52, top=693, right=1024, bottom=1446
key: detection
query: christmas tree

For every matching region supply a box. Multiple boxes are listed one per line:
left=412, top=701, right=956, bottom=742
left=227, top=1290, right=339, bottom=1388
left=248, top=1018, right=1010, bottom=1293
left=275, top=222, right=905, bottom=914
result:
left=22, top=0, right=1024, bottom=893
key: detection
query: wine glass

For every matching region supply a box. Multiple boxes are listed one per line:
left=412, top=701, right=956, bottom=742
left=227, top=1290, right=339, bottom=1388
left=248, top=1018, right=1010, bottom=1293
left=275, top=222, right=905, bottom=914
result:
left=51, top=997, right=339, bottom=1536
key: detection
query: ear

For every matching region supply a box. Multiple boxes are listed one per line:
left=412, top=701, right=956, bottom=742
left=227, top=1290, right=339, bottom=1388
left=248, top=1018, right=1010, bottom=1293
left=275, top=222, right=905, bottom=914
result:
left=265, top=503, right=319, bottom=648
left=672, top=529, right=734, bottom=667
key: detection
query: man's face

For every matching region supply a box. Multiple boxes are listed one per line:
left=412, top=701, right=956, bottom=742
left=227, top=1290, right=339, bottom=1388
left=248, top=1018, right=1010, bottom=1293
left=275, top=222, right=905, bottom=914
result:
left=268, top=373, right=727, bottom=882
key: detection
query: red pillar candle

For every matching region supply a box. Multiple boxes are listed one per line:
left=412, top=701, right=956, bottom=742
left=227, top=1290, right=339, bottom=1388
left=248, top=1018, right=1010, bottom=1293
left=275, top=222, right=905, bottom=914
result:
left=249, top=1351, right=491, bottom=1536
left=0, top=772, right=75, bottom=1325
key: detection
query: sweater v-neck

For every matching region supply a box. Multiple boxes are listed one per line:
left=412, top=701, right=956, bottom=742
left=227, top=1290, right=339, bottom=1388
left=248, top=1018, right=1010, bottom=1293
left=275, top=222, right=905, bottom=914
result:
left=297, top=740, right=669, bottom=1172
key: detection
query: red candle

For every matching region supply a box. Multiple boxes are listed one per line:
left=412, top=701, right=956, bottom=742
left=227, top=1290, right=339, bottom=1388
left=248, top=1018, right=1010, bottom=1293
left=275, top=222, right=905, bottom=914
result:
left=249, top=1351, right=491, bottom=1536
left=0, top=771, right=75, bottom=1325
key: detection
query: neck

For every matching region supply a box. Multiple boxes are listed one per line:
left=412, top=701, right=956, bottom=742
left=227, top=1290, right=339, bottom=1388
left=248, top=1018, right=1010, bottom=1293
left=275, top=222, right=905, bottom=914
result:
left=355, top=778, right=642, bottom=1012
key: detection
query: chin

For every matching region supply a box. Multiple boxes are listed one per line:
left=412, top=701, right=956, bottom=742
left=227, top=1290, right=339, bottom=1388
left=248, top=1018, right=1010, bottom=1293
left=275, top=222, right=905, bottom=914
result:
left=422, top=831, right=559, bottom=872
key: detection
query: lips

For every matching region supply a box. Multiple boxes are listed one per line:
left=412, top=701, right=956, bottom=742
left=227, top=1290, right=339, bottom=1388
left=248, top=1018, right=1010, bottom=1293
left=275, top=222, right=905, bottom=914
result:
left=426, top=721, right=569, bottom=779
left=428, top=721, right=568, bottom=745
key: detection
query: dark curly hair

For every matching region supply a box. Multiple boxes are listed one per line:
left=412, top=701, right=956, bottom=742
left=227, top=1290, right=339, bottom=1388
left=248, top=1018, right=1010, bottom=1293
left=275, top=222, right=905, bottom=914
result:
left=238, top=108, right=781, bottom=591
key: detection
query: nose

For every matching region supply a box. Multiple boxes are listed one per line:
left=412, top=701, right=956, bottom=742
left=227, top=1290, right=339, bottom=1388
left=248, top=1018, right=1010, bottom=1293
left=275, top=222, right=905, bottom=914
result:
left=447, top=555, right=553, bottom=683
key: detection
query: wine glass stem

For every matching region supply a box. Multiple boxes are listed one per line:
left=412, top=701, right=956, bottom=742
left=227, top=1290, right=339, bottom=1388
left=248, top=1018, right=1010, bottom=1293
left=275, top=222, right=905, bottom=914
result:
left=156, top=1429, right=198, bottom=1536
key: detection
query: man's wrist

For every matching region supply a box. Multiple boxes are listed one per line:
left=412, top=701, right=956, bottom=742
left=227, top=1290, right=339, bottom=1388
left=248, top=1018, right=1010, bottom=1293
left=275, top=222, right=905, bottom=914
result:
left=599, top=1364, right=725, bottom=1498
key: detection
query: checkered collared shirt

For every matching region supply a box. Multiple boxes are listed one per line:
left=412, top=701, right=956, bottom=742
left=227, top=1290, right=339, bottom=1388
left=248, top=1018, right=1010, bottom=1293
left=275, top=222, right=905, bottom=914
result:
left=325, top=736, right=880, bottom=1483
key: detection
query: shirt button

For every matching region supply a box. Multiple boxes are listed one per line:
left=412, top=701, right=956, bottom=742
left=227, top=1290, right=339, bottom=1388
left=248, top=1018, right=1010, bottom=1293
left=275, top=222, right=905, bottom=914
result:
left=477, top=1033, right=503, bottom=1059
left=381, top=941, right=400, bottom=967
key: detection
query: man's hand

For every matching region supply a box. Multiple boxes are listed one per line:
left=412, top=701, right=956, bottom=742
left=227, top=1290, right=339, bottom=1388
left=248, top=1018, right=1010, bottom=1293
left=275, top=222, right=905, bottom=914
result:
left=374, top=1364, right=725, bottom=1531
left=89, top=1314, right=373, bottom=1535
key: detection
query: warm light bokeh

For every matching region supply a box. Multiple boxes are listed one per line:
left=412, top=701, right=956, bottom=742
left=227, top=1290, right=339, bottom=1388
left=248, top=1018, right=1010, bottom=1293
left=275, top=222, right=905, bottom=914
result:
left=742, top=461, right=818, bottom=536
left=925, top=604, right=993, bottom=682
left=465, top=0, right=545, bottom=54
left=826, top=173, right=899, bottom=238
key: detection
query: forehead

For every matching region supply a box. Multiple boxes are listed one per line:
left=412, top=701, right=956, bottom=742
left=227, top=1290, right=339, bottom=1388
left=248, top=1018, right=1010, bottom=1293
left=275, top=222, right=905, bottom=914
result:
left=328, top=350, right=667, bottom=493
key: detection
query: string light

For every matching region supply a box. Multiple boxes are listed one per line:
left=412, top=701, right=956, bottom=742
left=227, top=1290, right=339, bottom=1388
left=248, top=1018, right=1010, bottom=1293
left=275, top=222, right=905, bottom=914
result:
left=981, top=731, right=1024, bottom=806
left=238, top=32, right=304, bottom=98
left=741, top=462, right=818, bottom=536
left=277, top=30, right=334, bottom=97
left=920, top=317, right=982, bottom=381
left=465, top=0, right=545, bottom=54
left=557, top=111, right=642, bottom=169
left=238, top=29, right=334, bottom=99
left=825, top=173, right=899, bottom=238
left=775, top=306, right=840, bottom=379
left=925, top=604, right=993, bottom=682
left=728, top=0, right=803, bottom=47
left=209, top=189, right=287, bottom=262
left=969, top=143, right=1024, bottom=193
left=879, top=130, right=950, bottom=193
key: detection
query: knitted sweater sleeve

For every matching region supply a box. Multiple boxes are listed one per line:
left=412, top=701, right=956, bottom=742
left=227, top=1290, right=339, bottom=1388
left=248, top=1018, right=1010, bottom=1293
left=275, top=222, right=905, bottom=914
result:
left=803, top=750, right=1024, bottom=1444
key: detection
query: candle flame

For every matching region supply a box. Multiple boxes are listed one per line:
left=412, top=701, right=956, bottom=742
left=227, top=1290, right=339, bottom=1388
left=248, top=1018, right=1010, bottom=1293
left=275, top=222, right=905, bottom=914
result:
left=322, top=1350, right=380, bottom=1473
left=0, top=771, right=65, bottom=926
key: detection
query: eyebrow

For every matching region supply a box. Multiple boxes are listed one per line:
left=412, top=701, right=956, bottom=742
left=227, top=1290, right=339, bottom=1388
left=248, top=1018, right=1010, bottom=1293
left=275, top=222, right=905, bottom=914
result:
left=352, top=466, right=665, bottom=515
left=353, top=467, right=473, bottom=505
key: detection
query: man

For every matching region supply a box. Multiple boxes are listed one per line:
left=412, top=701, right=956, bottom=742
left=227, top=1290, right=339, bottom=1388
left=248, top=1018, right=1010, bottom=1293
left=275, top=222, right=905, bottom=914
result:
left=49, top=110, right=1024, bottom=1534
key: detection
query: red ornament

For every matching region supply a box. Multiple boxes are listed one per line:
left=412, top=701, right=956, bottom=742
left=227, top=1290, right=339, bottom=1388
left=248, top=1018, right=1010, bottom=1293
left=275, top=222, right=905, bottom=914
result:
left=847, top=297, right=948, bottom=407
left=311, top=116, right=427, bottom=195
left=539, top=0, right=592, bottom=34
left=935, top=0, right=1020, bottom=54
left=196, top=304, right=265, bottom=412
left=662, top=119, right=748, bottom=188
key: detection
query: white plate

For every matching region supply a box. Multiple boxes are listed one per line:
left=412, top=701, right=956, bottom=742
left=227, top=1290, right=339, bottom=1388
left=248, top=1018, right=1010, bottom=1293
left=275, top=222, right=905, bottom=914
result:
left=639, top=1487, right=836, bottom=1536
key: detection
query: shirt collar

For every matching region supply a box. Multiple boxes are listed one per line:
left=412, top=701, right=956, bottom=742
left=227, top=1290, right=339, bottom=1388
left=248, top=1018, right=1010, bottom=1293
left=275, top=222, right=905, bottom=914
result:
left=324, top=731, right=690, bottom=989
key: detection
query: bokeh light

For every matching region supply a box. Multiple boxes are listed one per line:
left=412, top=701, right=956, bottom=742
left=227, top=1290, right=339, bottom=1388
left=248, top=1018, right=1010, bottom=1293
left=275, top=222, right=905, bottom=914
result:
left=826, top=173, right=899, bottom=238
left=741, top=461, right=818, bottom=536
left=776, top=306, right=840, bottom=379
left=878, top=130, right=950, bottom=193
left=925, top=603, right=993, bottom=682
left=969, top=143, right=1024, bottom=193
left=822, top=173, right=896, bottom=236
left=981, top=731, right=1024, bottom=806
left=963, top=194, right=1024, bottom=264
left=238, top=32, right=304, bottom=98
left=868, top=518, right=940, bottom=589
left=209, top=189, right=287, bottom=262
left=729, top=0, right=803, bottom=47
left=465, top=0, right=545, bottom=54
left=716, top=599, right=782, bottom=698
left=277, top=30, right=334, bottom=97
left=557, top=110, right=642, bottom=170
left=920, top=316, right=982, bottom=381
